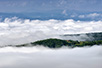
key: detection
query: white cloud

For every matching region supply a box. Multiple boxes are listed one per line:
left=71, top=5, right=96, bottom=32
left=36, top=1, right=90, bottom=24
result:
left=78, top=13, right=102, bottom=18
left=0, top=18, right=102, bottom=46
left=87, top=13, right=101, bottom=17
left=78, top=15, right=85, bottom=18
left=70, top=15, right=76, bottom=17
left=0, top=45, right=102, bottom=68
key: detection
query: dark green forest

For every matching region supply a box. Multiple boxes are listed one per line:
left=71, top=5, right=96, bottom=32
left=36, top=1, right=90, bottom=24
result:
left=9, top=32, right=102, bottom=48
left=31, top=38, right=102, bottom=48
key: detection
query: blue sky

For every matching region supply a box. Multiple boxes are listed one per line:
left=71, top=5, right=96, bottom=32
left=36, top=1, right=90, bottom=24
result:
left=0, top=0, right=102, bottom=20
left=0, top=0, right=102, bottom=13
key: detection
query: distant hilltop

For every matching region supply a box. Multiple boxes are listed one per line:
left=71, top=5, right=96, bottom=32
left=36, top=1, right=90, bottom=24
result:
left=30, top=38, right=102, bottom=48
left=13, top=38, right=102, bottom=48
left=1, top=32, right=102, bottom=48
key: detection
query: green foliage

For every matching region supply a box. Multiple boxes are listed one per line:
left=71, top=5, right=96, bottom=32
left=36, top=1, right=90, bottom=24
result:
left=31, top=38, right=102, bottom=48
left=31, top=38, right=69, bottom=48
left=13, top=32, right=102, bottom=48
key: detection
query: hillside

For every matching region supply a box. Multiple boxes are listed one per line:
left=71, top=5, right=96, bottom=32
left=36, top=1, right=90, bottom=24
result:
left=7, top=32, right=102, bottom=48
left=31, top=38, right=102, bottom=48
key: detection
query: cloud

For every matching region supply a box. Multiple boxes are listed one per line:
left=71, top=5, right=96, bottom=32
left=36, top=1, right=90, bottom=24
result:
left=87, top=13, right=102, bottom=18
left=78, top=13, right=102, bottom=18
left=70, top=15, right=76, bottom=18
left=0, top=17, right=101, bottom=68
left=0, top=18, right=102, bottom=46
left=78, top=15, right=85, bottom=18
left=62, top=10, right=68, bottom=16
left=0, top=45, right=102, bottom=68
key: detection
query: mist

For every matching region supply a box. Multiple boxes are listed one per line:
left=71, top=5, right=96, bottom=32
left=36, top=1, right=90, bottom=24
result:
left=0, top=18, right=102, bottom=46
left=0, top=45, right=102, bottom=68
left=0, top=18, right=102, bottom=68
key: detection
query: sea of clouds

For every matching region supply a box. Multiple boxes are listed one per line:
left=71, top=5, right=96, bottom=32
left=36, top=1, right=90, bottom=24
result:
left=0, top=17, right=102, bottom=68
left=0, top=45, right=102, bottom=68
left=0, top=17, right=102, bottom=45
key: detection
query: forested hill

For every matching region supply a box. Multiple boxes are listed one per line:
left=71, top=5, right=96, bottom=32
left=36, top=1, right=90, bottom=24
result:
left=8, top=38, right=102, bottom=48
left=30, top=38, right=102, bottom=48
left=5, top=32, right=102, bottom=48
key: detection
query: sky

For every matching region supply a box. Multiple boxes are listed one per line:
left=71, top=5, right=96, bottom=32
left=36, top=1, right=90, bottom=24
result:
left=0, top=0, right=102, bottom=45
left=0, top=0, right=102, bottom=20
left=0, top=0, right=102, bottom=13
left=0, top=1, right=102, bottom=68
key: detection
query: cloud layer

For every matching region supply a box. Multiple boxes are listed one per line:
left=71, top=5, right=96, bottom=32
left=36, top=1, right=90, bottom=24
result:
left=78, top=13, right=102, bottom=18
left=0, top=18, right=102, bottom=45
left=0, top=18, right=102, bottom=68
left=0, top=45, right=102, bottom=68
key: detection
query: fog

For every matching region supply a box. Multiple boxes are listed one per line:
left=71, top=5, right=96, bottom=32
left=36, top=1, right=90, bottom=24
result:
left=60, top=33, right=97, bottom=41
left=0, top=18, right=102, bottom=68
left=0, top=18, right=102, bottom=46
left=0, top=45, right=102, bottom=68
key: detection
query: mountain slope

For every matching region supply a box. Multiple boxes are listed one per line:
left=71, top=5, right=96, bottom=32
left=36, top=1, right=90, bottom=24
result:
left=31, top=38, right=102, bottom=48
